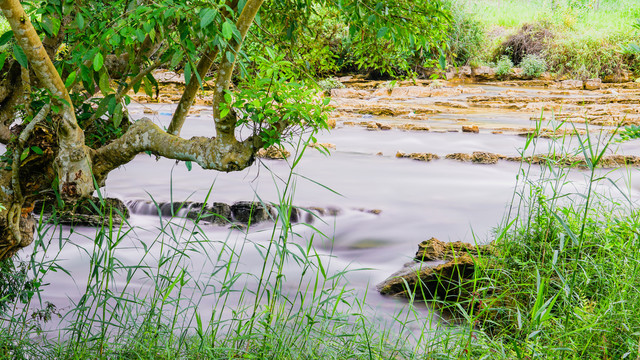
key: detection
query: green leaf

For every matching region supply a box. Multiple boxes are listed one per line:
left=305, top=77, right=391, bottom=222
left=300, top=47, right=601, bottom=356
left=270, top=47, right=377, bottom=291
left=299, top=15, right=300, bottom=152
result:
left=30, top=146, right=43, bottom=155
left=0, top=30, right=13, bottom=46
left=200, top=8, right=217, bottom=29
left=98, top=71, right=112, bottom=94
left=93, top=53, right=104, bottom=72
left=112, top=103, right=124, bottom=128
left=222, top=20, right=233, bottom=40
left=376, top=27, right=388, bottom=39
left=65, top=70, right=77, bottom=89
left=185, top=161, right=192, bottom=171
left=184, top=62, right=191, bottom=85
left=13, top=45, right=28, bottom=69
left=76, top=13, right=85, bottom=29
left=20, top=148, right=29, bottom=161
left=0, top=53, right=7, bottom=71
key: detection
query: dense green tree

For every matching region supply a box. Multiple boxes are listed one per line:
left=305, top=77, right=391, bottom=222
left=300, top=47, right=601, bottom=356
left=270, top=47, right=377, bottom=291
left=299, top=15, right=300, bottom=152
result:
left=0, top=0, right=450, bottom=259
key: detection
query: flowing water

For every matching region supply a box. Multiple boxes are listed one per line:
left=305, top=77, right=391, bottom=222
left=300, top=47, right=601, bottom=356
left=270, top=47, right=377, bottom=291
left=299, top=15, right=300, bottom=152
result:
left=19, top=83, right=640, bottom=338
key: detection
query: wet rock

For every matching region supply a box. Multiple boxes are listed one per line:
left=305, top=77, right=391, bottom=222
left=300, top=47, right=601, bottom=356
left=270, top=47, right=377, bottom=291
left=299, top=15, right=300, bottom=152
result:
left=471, top=151, right=502, bottom=164
left=307, top=142, right=336, bottom=150
left=231, top=201, right=272, bottom=224
left=584, top=78, right=602, bottom=90
left=397, top=124, right=430, bottom=131
left=330, top=88, right=371, bottom=99
left=462, top=125, right=479, bottom=133
left=377, top=253, right=476, bottom=302
left=472, top=66, right=496, bottom=81
left=396, top=152, right=440, bottom=161
left=459, top=66, right=472, bottom=78
left=434, top=100, right=469, bottom=109
left=430, top=88, right=463, bottom=97
left=390, top=86, right=432, bottom=98
left=143, top=107, right=158, bottom=115
left=560, top=79, right=583, bottom=90
left=415, top=237, right=493, bottom=261
left=186, top=202, right=232, bottom=225
left=378, top=237, right=497, bottom=318
left=445, top=153, right=472, bottom=162
left=256, top=146, right=291, bottom=160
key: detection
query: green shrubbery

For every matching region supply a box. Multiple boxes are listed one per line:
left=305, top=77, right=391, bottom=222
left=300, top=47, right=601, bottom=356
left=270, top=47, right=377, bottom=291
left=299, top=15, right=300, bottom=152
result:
left=495, top=55, right=514, bottom=76
left=520, top=54, right=547, bottom=77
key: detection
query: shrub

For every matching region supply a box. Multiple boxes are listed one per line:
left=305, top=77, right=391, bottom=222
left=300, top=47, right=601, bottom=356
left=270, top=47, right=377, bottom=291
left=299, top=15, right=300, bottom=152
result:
left=447, top=2, right=485, bottom=66
left=317, top=77, right=345, bottom=91
left=495, top=55, right=514, bottom=76
left=520, top=54, right=547, bottom=77
left=494, top=22, right=554, bottom=65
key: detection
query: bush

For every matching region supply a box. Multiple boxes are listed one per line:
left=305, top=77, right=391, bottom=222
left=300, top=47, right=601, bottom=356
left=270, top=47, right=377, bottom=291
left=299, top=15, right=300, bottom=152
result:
left=495, top=55, right=514, bottom=76
left=317, top=77, right=345, bottom=91
left=494, top=22, right=554, bottom=65
left=520, top=54, right=547, bottom=77
left=447, top=3, right=485, bottom=66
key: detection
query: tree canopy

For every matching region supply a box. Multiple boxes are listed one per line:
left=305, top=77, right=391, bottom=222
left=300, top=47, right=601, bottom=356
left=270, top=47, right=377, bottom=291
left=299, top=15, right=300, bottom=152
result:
left=0, top=0, right=451, bottom=259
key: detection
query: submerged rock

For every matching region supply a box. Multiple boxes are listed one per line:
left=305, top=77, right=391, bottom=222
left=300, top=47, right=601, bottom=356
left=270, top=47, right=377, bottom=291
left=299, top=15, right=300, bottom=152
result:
left=462, top=125, right=479, bottom=133
left=396, top=152, right=440, bottom=162
left=230, top=201, right=273, bottom=224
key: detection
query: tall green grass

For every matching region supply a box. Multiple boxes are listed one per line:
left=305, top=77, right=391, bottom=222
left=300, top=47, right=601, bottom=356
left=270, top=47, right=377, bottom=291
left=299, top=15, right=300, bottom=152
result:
left=441, top=120, right=640, bottom=357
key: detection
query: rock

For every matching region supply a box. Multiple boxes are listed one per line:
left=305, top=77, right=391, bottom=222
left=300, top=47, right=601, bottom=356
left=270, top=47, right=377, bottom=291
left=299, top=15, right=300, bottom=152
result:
left=397, top=124, right=430, bottom=131
left=434, top=101, right=469, bottom=109
left=379, top=124, right=392, bottom=130
left=415, top=237, right=493, bottom=261
left=377, top=237, right=497, bottom=318
left=462, top=125, right=479, bottom=133
left=231, top=201, right=272, bottom=224
left=377, top=254, right=476, bottom=302
left=186, top=202, right=232, bottom=225
left=256, top=146, right=290, bottom=159
left=307, top=142, right=336, bottom=150
left=471, top=151, right=502, bottom=164
left=560, top=79, right=583, bottom=90
left=396, top=152, right=440, bottom=161
left=430, top=88, right=463, bottom=97
left=584, top=78, right=602, bottom=90
left=459, top=66, right=472, bottom=77
left=445, top=153, right=472, bottom=162
left=330, top=88, right=371, bottom=99
left=143, top=107, right=158, bottom=115
left=390, top=86, right=432, bottom=98
left=472, top=66, right=496, bottom=81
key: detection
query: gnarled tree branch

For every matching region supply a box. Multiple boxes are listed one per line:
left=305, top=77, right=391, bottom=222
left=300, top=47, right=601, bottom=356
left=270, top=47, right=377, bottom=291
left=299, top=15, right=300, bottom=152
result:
left=1, top=0, right=94, bottom=198
left=91, top=117, right=257, bottom=185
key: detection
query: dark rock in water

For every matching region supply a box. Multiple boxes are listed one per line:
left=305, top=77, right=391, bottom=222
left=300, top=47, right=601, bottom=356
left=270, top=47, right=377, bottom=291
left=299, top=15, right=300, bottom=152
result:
left=231, top=201, right=272, bottom=224
left=377, top=254, right=476, bottom=302
left=378, top=237, right=496, bottom=315
left=185, top=202, right=232, bottom=225
left=34, top=197, right=129, bottom=227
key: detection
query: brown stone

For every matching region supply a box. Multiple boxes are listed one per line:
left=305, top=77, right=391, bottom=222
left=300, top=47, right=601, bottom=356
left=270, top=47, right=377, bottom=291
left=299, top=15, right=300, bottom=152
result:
left=462, top=125, right=479, bottom=133
left=584, top=78, right=602, bottom=90
left=445, top=153, right=471, bottom=162
left=256, top=146, right=290, bottom=160
left=330, top=88, right=371, bottom=99
left=560, top=80, right=584, bottom=90
left=471, top=151, right=502, bottom=164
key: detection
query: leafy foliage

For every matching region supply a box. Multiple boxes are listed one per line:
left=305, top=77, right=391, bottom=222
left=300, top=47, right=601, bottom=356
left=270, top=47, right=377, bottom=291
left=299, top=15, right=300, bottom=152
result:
left=223, top=49, right=330, bottom=148
left=520, top=53, right=547, bottom=77
left=495, top=55, right=514, bottom=76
